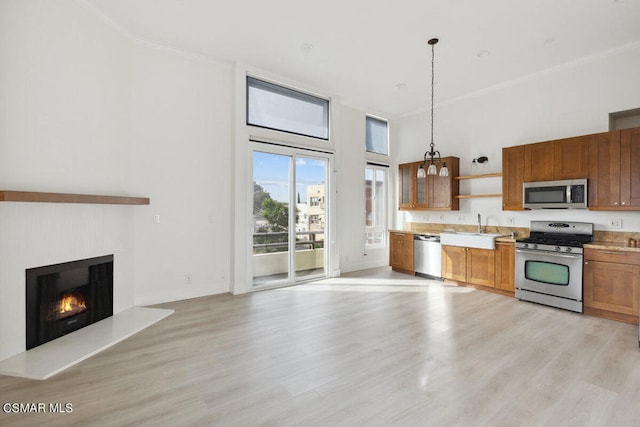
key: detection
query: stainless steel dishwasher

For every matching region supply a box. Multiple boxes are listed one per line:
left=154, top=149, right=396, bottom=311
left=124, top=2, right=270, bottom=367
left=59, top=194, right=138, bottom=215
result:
left=414, top=234, right=442, bottom=280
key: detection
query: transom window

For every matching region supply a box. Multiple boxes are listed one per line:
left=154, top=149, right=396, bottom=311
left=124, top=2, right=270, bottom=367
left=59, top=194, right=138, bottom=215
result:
left=247, top=76, right=329, bottom=140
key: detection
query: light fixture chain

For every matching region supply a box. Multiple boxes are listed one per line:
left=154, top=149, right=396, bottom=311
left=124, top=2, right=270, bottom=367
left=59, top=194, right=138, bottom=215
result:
left=430, top=41, right=435, bottom=151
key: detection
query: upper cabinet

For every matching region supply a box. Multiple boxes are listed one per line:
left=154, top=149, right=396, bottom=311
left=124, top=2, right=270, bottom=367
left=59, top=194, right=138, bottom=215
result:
left=523, top=136, right=589, bottom=182
left=589, top=127, right=640, bottom=210
left=502, top=145, right=525, bottom=211
left=502, top=128, right=640, bottom=211
left=398, top=157, right=459, bottom=211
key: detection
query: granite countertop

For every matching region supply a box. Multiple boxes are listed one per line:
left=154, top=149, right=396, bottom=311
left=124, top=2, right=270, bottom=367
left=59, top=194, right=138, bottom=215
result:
left=389, top=229, right=517, bottom=243
left=584, top=241, right=640, bottom=253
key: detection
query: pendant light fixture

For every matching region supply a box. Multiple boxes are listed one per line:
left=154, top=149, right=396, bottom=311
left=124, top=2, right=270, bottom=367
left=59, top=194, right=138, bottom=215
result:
left=417, top=38, right=448, bottom=178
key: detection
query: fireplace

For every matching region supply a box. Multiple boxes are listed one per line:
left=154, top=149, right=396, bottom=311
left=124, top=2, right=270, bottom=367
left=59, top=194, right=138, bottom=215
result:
left=26, top=255, right=114, bottom=350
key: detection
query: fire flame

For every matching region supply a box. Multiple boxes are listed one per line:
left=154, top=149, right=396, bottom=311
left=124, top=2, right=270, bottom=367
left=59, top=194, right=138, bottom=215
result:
left=56, top=293, right=87, bottom=318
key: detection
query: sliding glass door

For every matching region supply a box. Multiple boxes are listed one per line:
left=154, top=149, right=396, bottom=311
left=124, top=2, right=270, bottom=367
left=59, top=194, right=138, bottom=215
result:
left=252, top=145, right=330, bottom=288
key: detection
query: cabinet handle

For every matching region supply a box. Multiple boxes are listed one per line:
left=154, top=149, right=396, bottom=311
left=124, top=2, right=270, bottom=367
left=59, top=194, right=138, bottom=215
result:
left=614, top=201, right=619, bottom=206
left=597, top=251, right=627, bottom=255
left=621, top=201, right=627, bottom=206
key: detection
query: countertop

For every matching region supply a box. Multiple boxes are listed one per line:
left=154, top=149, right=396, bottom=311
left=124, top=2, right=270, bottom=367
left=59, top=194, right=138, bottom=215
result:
left=585, top=241, right=640, bottom=253
left=389, top=229, right=517, bottom=244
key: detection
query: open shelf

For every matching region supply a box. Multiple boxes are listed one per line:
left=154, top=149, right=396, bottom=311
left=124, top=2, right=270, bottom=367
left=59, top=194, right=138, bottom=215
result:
left=455, top=194, right=502, bottom=199
left=455, top=172, right=502, bottom=180
left=0, top=191, right=150, bottom=205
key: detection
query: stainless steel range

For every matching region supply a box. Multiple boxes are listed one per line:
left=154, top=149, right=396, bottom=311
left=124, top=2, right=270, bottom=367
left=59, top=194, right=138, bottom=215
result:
left=515, top=221, right=593, bottom=313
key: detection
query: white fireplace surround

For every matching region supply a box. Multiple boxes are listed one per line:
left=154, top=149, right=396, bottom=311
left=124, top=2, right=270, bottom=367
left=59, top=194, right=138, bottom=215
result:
left=0, top=203, right=136, bottom=362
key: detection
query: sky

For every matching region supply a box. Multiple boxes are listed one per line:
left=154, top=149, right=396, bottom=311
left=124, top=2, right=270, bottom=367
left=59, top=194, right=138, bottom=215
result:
left=253, top=151, right=326, bottom=203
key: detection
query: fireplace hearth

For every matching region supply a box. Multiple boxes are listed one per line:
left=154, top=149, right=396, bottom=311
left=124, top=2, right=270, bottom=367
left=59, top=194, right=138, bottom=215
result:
left=26, top=255, right=114, bottom=350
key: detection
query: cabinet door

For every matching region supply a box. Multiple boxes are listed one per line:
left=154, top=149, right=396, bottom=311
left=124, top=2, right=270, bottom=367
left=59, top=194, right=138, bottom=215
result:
left=554, top=136, right=588, bottom=180
left=429, top=175, right=451, bottom=209
left=584, top=260, right=638, bottom=316
left=588, top=132, right=620, bottom=209
left=620, top=127, right=640, bottom=208
left=390, top=232, right=414, bottom=272
left=524, top=141, right=555, bottom=182
left=502, top=146, right=525, bottom=210
left=398, top=163, right=415, bottom=210
left=494, top=242, right=515, bottom=292
left=441, top=246, right=466, bottom=281
left=466, top=248, right=495, bottom=287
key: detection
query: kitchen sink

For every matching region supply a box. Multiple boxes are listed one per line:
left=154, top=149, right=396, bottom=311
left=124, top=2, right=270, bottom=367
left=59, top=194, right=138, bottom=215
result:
left=440, top=231, right=507, bottom=250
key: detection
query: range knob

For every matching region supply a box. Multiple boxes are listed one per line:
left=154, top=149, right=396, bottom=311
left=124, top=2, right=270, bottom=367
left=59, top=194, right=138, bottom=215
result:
left=523, top=243, right=529, bottom=249
left=565, top=247, right=572, bottom=253
left=533, top=244, right=538, bottom=250
left=555, top=246, right=561, bottom=252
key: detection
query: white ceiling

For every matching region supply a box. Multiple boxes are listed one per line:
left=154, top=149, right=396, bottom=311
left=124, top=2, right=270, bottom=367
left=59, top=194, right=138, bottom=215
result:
left=84, top=0, right=640, bottom=118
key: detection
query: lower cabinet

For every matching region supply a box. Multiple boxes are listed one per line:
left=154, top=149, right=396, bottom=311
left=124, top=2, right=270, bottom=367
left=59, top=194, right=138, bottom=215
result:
left=584, top=248, right=640, bottom=324
left=442, top=242, right=515, bottom=292
left=389, top=232, right=414, bottom=273
left=442, top=246, right=496, bottom=288
left=494, top=242, right=515, bottom=292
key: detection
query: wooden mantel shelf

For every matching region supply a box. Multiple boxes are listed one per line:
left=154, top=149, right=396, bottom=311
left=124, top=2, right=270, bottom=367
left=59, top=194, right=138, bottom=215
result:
left=0, top=190, right=150, bottom=205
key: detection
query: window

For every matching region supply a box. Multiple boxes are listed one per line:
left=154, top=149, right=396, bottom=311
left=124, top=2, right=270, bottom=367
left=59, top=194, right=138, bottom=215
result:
left=310, top=197, right=320, bottom=206
left=247, top=76, right=329, bottom=140
left=365, top=165, right=387, bottom=248
left=366, top=116, right=388, bottom=155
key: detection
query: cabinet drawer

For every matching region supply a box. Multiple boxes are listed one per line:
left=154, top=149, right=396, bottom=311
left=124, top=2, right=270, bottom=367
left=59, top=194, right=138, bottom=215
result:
left=584, top=248, right=640, bottom=265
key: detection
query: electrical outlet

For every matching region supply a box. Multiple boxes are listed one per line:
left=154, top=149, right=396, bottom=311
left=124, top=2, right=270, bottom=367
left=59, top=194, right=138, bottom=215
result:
left=507, top=216, right=514, bottom=225
left=185, top=274, right=192, bottom=285
left=439, top=214, right=445, bottom=222
left=153, top=214, right=161, bottom=224
left=608, top=219, right=623, bottom=229
left=458, top=215, right=465, bottom=223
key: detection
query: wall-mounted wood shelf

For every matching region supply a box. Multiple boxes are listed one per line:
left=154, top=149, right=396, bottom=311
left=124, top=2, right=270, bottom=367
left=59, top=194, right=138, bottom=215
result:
left=455, top=194, right=502, bottom=199
left=0, top=191, right=150, bottom=205
left=455, top=173, right=502, bottom=180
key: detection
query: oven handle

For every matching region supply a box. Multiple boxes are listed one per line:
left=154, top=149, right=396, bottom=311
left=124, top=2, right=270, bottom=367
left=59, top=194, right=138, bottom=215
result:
left=515, top=248, right=583, bottom=259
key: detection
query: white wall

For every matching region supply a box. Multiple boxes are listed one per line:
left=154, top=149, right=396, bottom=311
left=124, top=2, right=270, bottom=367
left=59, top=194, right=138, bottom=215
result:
left=129, top=44, right=233, bottom=306
left=337, top=105, right=390, bottom=273
left=394, top=44, right=640, bottom=233
left=0, top=0, right=135, bottom=361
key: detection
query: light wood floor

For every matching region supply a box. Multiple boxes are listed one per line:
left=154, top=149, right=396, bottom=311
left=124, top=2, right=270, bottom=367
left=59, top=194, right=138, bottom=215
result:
left=2, top=268, right=640, bottom=426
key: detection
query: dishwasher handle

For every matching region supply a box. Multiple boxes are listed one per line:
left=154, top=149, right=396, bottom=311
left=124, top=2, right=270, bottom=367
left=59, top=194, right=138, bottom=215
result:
left=414, top=234, right=440, bottom=242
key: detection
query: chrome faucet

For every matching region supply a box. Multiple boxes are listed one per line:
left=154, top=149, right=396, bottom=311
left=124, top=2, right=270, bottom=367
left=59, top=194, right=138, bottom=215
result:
left=477, top=213, right=482, bottom=233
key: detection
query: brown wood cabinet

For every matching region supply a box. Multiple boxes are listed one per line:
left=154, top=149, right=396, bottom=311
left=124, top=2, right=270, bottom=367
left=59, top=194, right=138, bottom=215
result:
left=441, top=245, right=495, bottom=287
left=389, top=232, right=414, bottom=273
left=494, top=242, right=515, bottom=292
left=524, top=141, right=555, bottom=182
left=441, top=245, right=467, bottom=282
left=584, top=248, right=640, bottom=324
left=502, top=145, right=525, bottom=210
left=398, top=157, right=459, bottom=211
left=523, top=136, right=589, bottom=183
left=589, top=128, right=640, bottom=210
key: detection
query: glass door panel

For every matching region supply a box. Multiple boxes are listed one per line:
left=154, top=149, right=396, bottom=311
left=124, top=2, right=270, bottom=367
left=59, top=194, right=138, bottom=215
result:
left=252, top=151, right=291, bottom=287
left=294, top=156, right=327, bottom=281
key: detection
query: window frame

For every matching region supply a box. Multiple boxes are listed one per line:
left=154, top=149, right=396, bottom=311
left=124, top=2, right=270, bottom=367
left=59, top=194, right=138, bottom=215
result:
left=365, top=115, right=389, bottom=156
left=246, top=76, right=330, bottom=141
left=365, top=163, right=388, bottom=249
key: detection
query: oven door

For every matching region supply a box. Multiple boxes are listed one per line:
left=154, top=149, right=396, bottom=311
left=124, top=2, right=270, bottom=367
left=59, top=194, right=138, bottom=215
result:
left=515, top=248, right=583, bottom=301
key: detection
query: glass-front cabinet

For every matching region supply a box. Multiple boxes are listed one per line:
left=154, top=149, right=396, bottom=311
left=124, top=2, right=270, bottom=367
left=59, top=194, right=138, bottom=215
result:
left=398, top=157, right=459, bottom=211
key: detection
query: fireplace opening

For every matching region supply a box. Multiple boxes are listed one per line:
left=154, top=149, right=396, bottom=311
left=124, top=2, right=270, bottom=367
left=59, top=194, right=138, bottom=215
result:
left=26, top=255, right=113, bottom=350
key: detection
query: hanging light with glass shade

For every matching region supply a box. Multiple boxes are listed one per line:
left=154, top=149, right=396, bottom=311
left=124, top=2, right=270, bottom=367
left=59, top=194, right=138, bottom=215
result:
left=417, top=38, right=448, bottom=178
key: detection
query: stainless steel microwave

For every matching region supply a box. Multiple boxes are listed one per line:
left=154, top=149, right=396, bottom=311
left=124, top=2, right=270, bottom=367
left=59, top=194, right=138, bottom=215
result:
left=523, top=179, right=588, bottom=209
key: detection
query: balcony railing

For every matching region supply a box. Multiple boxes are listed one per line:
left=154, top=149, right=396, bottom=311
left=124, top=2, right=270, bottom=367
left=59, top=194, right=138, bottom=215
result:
left=253, top=230, right=324, bottom=253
